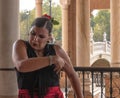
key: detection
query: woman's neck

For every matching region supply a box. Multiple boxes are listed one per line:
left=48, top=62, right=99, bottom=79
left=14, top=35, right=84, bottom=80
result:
left=35, top=50, right=44, bottom=57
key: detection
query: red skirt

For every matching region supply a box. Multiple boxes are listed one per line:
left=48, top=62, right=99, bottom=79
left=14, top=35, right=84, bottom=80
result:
left=19, top=86, right=64, bottom=98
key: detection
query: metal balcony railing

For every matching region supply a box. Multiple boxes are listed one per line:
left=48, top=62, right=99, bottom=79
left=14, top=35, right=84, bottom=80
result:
left=60, top=67, right=120, bottom=98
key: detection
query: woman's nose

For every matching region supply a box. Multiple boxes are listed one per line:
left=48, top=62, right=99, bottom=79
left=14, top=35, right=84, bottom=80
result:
left=34, top=35, right=39, bottom=41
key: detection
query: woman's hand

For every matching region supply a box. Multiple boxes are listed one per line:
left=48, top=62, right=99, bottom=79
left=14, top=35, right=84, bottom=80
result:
left=52, top=55, right=65, bottom=74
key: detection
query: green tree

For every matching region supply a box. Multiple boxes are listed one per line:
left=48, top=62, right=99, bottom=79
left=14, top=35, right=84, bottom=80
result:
left=91, top=10, right=110, bottom=41
left=20, top=9, right=35, bottom=40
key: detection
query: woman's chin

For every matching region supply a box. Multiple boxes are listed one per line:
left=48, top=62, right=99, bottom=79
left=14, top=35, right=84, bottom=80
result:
left=33, top=47, right=43, bottom=51
left=33, top=47, right=40, bottom=50
left=31, top=45, right=38, bottom=50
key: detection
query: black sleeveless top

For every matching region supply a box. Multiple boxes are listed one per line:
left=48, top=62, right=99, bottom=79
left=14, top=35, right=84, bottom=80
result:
left=16, top=41, right=59, bottom=97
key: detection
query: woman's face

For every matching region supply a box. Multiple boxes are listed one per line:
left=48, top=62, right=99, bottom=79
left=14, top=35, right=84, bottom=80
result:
left=29, top=26, right=51, bottom=51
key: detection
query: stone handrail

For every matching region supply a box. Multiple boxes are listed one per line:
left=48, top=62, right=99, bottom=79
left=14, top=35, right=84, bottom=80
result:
left=90, top=41, right=111, bottom=55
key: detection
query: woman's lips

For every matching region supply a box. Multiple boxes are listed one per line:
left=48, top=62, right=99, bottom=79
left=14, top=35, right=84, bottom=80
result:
left=33, top=43, right=37, bottom=46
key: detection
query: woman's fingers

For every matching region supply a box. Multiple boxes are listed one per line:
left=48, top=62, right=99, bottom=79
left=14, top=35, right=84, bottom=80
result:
left=54, top=63, right=63, bottom=73
left=53, top=56, right=65, bottom=73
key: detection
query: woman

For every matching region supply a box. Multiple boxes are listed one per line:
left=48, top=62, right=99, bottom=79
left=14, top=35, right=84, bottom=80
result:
left=12, top=14, right=83, bottom=98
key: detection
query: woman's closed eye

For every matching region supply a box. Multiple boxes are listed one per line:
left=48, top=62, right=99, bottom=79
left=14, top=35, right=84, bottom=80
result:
left=38, top=35, right=45, bottom=38
left=33, top=34, right=46, bottom=39
left=30, top=31, right=46, bottom=39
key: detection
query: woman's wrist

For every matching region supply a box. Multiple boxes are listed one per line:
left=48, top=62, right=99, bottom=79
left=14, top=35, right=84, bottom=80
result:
left=49, top=55, right=53, bottom=66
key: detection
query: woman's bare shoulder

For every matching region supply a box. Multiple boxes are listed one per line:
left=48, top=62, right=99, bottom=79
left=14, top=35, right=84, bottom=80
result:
left=13, top=39, right=26, bottom=48
left=53, top=44, right=62, bottom=50
left=53, top=44, right=68, bottom=57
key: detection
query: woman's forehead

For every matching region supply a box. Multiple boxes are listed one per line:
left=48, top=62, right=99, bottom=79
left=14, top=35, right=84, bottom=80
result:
left=30, top=26, right=49, bottom=34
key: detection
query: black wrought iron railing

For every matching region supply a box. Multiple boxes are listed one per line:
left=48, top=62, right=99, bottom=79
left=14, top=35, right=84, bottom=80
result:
left=61, top=67, right=120, bottom=98
left=0, top=67, right=15, bottom=71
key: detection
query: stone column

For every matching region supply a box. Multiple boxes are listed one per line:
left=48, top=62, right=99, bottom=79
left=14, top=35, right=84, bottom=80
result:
left=60, top=0, right=71, bottom=53
left=76, top=0, right=90, bottom=66
left=0, top=0, right=19, bottom=98
left=35, top=0, right=43, bottom=17
left=76, top=1, right=91, bottom=97
left=68, top=0, right=77, bottom=66
left=111, top=0, right=120, bottom=67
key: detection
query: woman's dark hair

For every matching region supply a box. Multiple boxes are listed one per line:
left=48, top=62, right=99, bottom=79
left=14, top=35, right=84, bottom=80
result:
left=31, top=17, right=53, bottom=34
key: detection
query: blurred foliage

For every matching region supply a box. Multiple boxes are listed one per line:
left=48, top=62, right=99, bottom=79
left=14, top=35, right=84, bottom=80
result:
left=90, top=10, right=110, bottom=42
left=20, top=9, right=35, bottom=40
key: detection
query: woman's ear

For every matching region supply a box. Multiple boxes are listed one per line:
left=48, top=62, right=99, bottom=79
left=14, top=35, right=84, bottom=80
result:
left=48, top=33, right=55, bottom=43
left=48, top=35, right=52, bottom=42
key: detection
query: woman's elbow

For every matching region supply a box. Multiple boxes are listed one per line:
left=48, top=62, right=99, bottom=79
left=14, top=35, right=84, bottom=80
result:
left=14, top=60, right=26, bottom=72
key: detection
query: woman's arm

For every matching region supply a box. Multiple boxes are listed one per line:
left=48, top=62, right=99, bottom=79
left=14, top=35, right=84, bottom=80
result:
left=54, top=45, right=83, bottom=98
left=12, top=40, right=64, bottom=72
